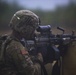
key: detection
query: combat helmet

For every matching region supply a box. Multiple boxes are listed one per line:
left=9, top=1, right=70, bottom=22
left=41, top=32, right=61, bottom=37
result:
left=9, top=10, right=40, bottom=33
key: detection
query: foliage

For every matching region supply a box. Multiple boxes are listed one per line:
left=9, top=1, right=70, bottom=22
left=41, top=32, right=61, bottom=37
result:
left=0, top=0, right=76, bottom=30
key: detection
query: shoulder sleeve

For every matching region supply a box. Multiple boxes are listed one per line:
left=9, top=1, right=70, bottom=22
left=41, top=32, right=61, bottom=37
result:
left=5, top=40, right=41, bottom=75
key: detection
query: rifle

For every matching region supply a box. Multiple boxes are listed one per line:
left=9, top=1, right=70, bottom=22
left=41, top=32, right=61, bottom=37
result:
left=26, top=25, right=76, bottom=62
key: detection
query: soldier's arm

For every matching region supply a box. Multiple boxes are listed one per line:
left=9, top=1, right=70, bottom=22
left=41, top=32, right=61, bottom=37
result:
left=5, top=41, right=41, bottom=75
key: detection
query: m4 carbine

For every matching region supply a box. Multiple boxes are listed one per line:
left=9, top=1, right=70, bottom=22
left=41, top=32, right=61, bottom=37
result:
left=27, top=25, right=76, bottom=62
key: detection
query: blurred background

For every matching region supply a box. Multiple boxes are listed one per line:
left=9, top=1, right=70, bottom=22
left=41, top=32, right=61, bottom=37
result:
left=0, top=0, right=76, bottom=35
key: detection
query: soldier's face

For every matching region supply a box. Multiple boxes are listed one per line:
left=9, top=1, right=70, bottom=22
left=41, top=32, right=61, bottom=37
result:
left=21, top=25, right=36, bottom=39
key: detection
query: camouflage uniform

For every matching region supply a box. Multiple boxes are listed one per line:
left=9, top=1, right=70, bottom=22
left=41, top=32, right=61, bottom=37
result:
left=1, top=10, right=43, bottom=75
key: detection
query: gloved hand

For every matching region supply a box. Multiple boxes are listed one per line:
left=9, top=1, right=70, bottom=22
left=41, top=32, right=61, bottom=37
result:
left=30, top=52, right=43, bottom=63
left=37, top=46, right=54, bottom=64
left=37, top=53, right=43, bottom=62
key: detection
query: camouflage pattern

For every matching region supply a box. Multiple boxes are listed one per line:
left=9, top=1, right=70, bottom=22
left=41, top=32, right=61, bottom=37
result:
left=9, top=10, right=40, bottom=33
left=1, top=37, right=42, bottom=75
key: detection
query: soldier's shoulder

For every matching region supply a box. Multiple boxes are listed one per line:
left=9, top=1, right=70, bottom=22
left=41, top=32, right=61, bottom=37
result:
left=7, top=39, right=23, bottom=49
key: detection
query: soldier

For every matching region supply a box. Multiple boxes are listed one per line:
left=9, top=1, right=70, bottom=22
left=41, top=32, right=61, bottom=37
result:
left=0, top=10, right=45, bottom=75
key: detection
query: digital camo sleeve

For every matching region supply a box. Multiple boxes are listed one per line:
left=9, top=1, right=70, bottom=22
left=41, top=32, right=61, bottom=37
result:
left=5, top=40, right=41, bottom=75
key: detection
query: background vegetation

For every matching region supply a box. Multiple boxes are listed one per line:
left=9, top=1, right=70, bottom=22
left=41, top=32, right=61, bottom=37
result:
left=0, top=0, right=76, bottom=34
